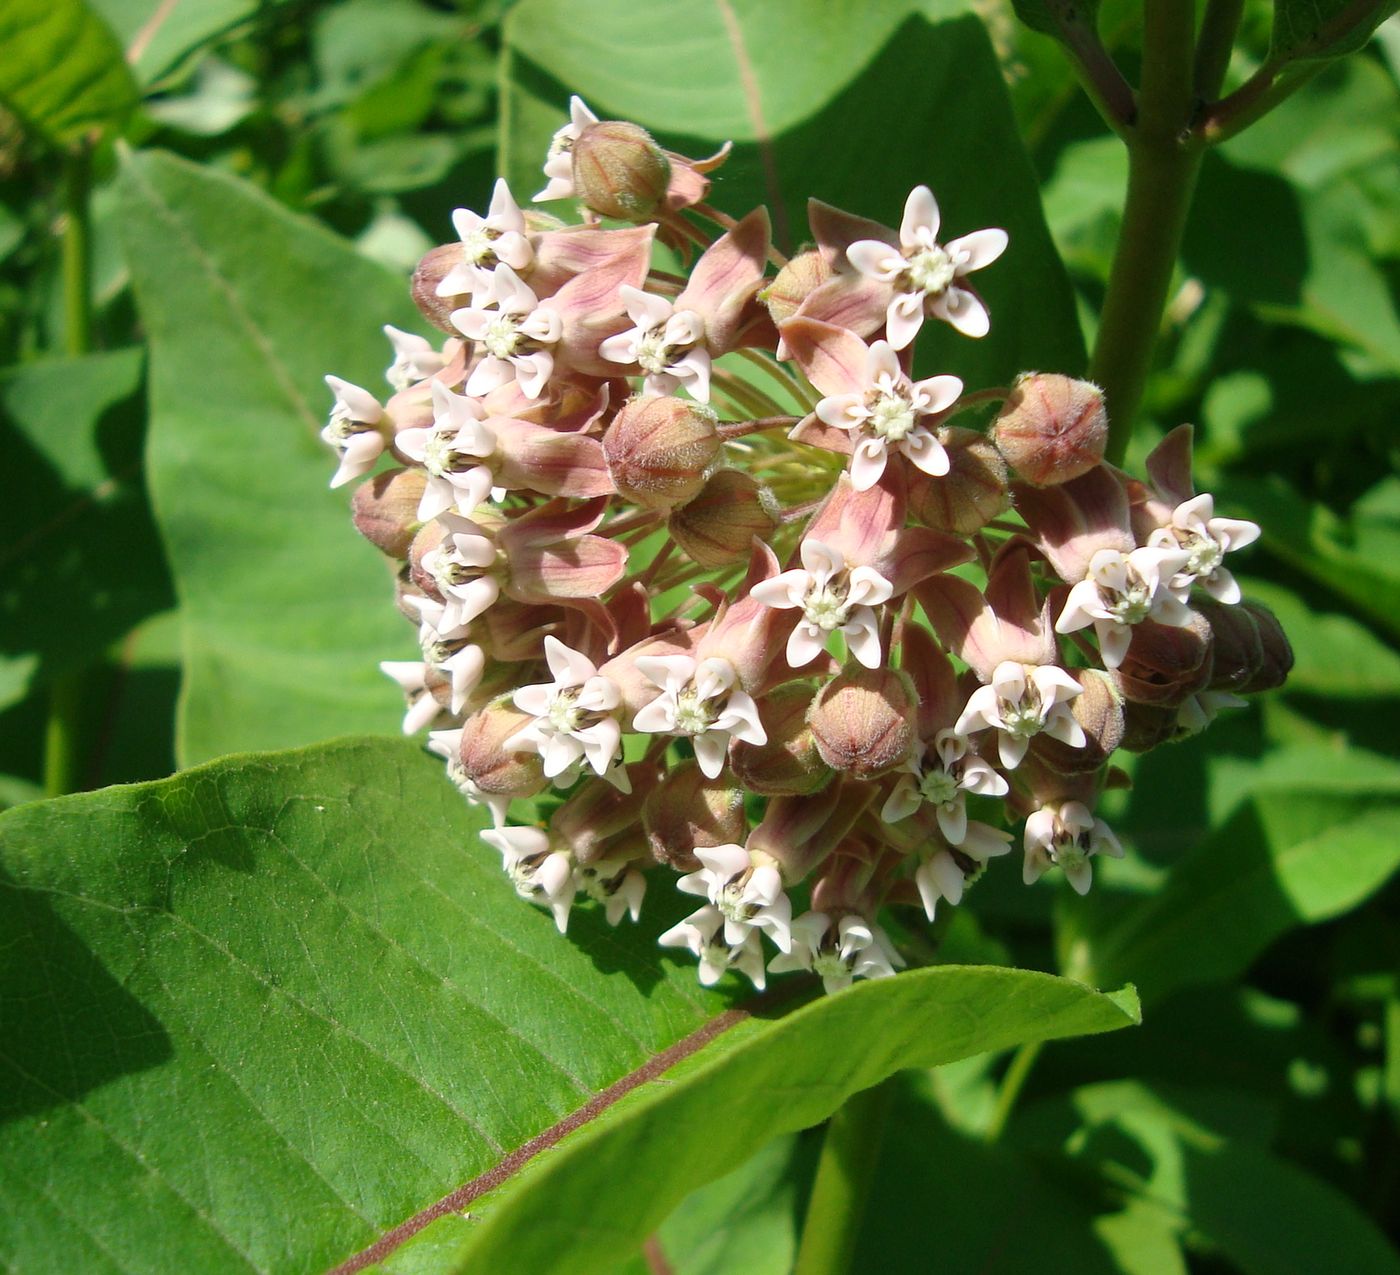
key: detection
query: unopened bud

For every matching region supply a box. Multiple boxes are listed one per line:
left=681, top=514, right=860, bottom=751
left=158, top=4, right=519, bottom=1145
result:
left=643, top=760, right=746, bottom=872
left=352, top=468, right=427, bottom=559
left=992, top=373, right=1107, bottom=486
left=1238, top=602, right=1293, bottom=694
left=572, top=121, right=671, bottom=221
left=412, top=244, right=468, bottom=334
left=1111, top=612, right=1214, bottom=706
left=762, top=249, right=832, bottom=325
left=907, top=427, right=1009, bottom=535
left=1119, top=700, right=1181, bottom=753
left=808, top=667, right=915, bottom=779
left=730, top=683, right=834, bottom=795
left=603, top=396, right=720, bottom=510
left=1196, top=598, right=1262, bottom=693
left=553, top=764, right=660, bottom=865
left=1030, top=669, right=1123, bottom=773
left=668, top=469, right=781, bottom=567
left=458, top=700, right=547, bottom=800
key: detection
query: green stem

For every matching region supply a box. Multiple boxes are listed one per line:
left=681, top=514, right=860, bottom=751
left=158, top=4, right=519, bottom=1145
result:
left=1089, top=0, right=1201, bottom=465
left=794, top=1078, right=897, bottom=1275
left=1192, top=0, right=1245, bottom=99
left=1195, top=61, right=1326, bottom=144
left=45, top=145, right=96, bottom=797
left=984, top=1041, right=1043, bottom=1143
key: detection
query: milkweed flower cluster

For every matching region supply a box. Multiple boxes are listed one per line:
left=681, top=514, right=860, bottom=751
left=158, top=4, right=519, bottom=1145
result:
left=323, top=98, right=1292, bottom=995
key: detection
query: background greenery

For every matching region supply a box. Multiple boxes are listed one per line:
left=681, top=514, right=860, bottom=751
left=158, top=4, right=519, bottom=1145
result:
left=1, top=1, right=1398, bottom=1272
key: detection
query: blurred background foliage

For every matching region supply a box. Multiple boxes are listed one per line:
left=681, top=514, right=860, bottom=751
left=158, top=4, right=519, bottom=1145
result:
left=1, top=0, right=1398, bottom=1271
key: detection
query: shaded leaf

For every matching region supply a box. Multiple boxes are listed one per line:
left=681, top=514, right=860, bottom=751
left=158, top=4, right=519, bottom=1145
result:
left=0, top=0, right=138, bottom=145
left=0, top=737, right=1138, bottom=1275
left=115, top=148, right=425, bottom=764
left=499, top=0, right=1086, bottom=390
left=1270, top=0, right=1400, bottom=64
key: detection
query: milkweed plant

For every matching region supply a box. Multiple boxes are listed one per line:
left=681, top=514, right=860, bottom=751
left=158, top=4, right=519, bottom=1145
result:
left=322, top=97, right=1292, bottom=995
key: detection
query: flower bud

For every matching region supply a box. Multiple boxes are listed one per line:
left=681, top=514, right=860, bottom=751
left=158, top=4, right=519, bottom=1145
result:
left=808, top=667, right=916, bottom=779
left=1238, top=601, right=1293, bottom=694
left=747, top=781, right=871, bottom=882
left=458, top=700, right=548, bottom=801
left=668, top=469, right=781, bottom=567
left=730, top=683, right=834, bottom=795
left=643, top=760, right=746, bottom=872
left=762, top=249, right=832, bottom=325
left=553, top=764, right=661, bottom=865
left=352, top=468, right=427, bottom=559
left=906, top=426, right=1009, bottom=536
left=1195, top=597, right=1262, bottom=693
left=603, top=396, right=720, bottom=510
left=1030, top=669, right=1124, bottom=774
left=1118, top=700, right=1181, bottom=753
left=992, top=374, right=1107, bottom=486
left=411, top=244, right=469, bottom=334
left=572, top=121, right=672, bottom=221
left=1110, top=612, right=1214, bottom=706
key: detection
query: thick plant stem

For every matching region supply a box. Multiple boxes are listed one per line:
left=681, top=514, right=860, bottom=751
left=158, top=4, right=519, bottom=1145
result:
left=1089, top=0, right=1201, bottom=465
left=45, top=145, right=96, bottom=797
left=793, top=1077, right=897, bottom=1275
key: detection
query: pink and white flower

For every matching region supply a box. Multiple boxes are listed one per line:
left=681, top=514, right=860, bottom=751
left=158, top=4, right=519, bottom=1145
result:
left=598, top=286, right=711, bottom=400
left=881, top=728, right=1009, bottom=841
left=846, top=185, right=1007, bottom=347
left=911, top=821, right=1013, bottom=921
left=575, top=856, right=647, bottom=926
left=322, top=375, right=388, bottom=488
left=394, top=382, right=497, bottom=519
left=1022, top=801, right=1123, bottom=895
left=659, top=905, right=767, bottom=988
left=505, top=637, right=625, bottom=783
left=436, top=179, right=534, bottom=301
left=451, top=265, right=562, bottom=399
left=751, top=539, right=894, bottom=669
left=632, top=655, right=766, bottom=779
left=535, top=96, right=599, bottom=203
left=955, top=660, right=1085, bottom=769
left=1055, top=545, right=1194, bottom=668
left=383, top=325, right=448, bottom=391
left=1148, top=493, right=1260, bottom=604
left=481, top=826, right=577, bottom=931
left=676, top=843, right=792, bottom=952
left=768, top=912, right=904, bottom=994
left=418, top=514, right=500, bottom=632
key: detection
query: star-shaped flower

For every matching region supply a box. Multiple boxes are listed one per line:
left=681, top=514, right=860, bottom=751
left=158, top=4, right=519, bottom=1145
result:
left=451, top=265, right=562, bottom=400
left=632, top=655, right=766, bottom=779
left=417, top=514, right=500, bottom=632
left=382, top=325, right=448, bottom=391
left=910, top=821, right=1013, bottom=921
left=1022, top=801, right=1123, bottom=895
left=846, top=185, right=1007, bottom=347
left=1055, top=545, right=1193, bottom=668
left=535, top=96, right=599, bottom=203
left=575, top=856, right=647, bottom=926
left=481, top=826, right=577, bottom=931
left=1148, top=493, right=1260, bottom=604
left=504, top=636, right=625, bottom=783
left=810, top=338, right=961, bottom=490
left=751, top=539, right=895, bottom=669
left=955, top=660, right=1085, bottom=769
left=658, top=905, right=767, bottom=988
left=394, top=382, right=497, bottom=520
left=321, top=375, right=387, bottom=488
left=676, top=844, right=792, bottom=952
left=436, top=179, right=534, bottom=301
left=881, top=727, right=1009, bottom=841
left=598, top=286, right=711, bottom=401
left=768, top=912, right=904, bottom=994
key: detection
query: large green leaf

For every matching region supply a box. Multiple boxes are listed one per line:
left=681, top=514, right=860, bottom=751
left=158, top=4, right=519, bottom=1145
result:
left=87, top=0, right=285, bottom=86
left=1269, top=0, right=1399, bottom=64
left=115, top=149, right=425, bottom=765
left=0, top=349, right=172, bottom=710
left=0, top=0, right=138, bottom=145
left=1067, top=780, right=1400, bottom=1006
left=499, top=0, right=1086, bottom=390
left=0, top=736, right=1138, bottom=1275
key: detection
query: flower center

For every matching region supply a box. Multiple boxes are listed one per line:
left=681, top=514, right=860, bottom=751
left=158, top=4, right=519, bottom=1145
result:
left=673, top=688, right=716, bottom=736
left=999, top=678, right=1045, bottom=738
left=1184, top=534, right=1222, bottom=577
left=506, top=853, right=551, bottom=901
left=1106, top=576, right=1153, bottom=625
left=460, top=225, right=497, bottom=267
left=812, top=948, right=852, bottom=979
left=482, top=314, right=521, bottom=358
left=918, top=768, right=959, bottom=806
left=716, top=875, right=757, bottom=924
left=578, top=863, right=625, bottom=904
left=635, top=330, right=675, bottom=374
left=546, top=690, right=584, bottom=734
left=866, top=390, right=917, bottom=442
left=906, top=245, right=955, bottom=296
left=802, top=581, right=851, bottom=632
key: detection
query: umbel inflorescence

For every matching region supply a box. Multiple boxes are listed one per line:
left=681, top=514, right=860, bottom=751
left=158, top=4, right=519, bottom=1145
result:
left=322, top=98, right=1291, bottom=994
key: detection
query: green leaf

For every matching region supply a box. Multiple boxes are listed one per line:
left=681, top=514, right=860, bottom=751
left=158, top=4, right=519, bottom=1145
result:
left=1269, top=0, right=1400, bottom=65
left=1007, top=0, right=1102, bottom=41
left=0, top=736, right=1138, bottom=1275
left=114, top=148, right=425, bottom=765
left=1069, top=785, right=1400, bottom=1006
left=1029, top=1082, right=1400, bottom=1275
left=0, top=0, right=139, bottom=145
left=0, top=349, right=173, bottom=710
left=499, top=0, right=1086, bottom=390
left=86, top=0, right=282, bottom=86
